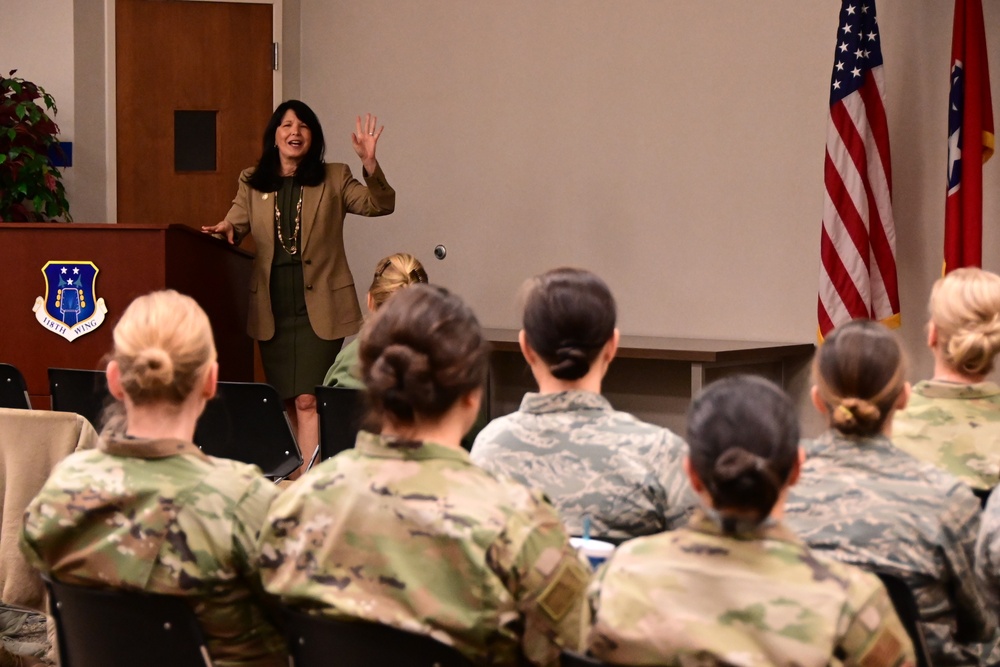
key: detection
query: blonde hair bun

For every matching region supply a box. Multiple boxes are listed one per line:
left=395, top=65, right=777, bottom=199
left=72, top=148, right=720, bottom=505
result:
left=368, top=253, right=428, bottom=310
left=131, top=348, right=175, bottom=390
left=112, top=290, right=216, bottom=406
left=831, top=398, right=881, bottom=435
left=931, top=268, right=1000, bottom=377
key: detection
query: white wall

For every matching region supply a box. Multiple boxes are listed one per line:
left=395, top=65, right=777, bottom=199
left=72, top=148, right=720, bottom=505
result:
left=300, top=0, right=1000, bottom=397
left=1, top=0, right=76, bottom=214
left=8, top=1, right=1000, bottom=428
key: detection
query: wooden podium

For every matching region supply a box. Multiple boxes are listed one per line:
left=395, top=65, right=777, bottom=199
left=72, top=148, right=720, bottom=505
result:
left=0, top=224, right=254, bottom=407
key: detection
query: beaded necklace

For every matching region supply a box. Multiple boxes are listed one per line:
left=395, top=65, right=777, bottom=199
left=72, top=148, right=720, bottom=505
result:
left=275, top=187, right=304, bottom=255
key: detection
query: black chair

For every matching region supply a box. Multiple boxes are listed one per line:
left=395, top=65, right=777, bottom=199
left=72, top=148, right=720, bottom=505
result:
left=0, top=363, right=31, bottom=409
left=194, top=381, right=302, bottom=480
left=48, top=368, right=110, bottom=430
left=316, top=385, right=364, bottom=461
left=283, top=607, right=474, bottom=667
left=873, top=571, right=932, bottom=667
left=45, top=576, right=212, bottom=667
left=561, top=651, right=608, bottom=666
left=973, top=486, right=992, bottom=509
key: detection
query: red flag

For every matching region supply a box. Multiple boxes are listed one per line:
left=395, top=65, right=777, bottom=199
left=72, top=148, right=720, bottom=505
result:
left=944, top=0, right=994, bottom=272
left=818, top=0, right=900, bottom=339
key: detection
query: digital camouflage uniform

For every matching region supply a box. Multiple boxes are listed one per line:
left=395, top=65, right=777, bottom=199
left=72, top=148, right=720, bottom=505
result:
left=785, top=430, right=997, bottom=667
left=586, top=510, right=916, bottom=667
left=470, top=391, right=694, bottom=539
left=975, top=490, right=1000, bottom=614
left=893, top=380, right=1000, bottom=491
left=20, top=435, right=286, bottom=667
left=259, top=431, right=591, bottom=667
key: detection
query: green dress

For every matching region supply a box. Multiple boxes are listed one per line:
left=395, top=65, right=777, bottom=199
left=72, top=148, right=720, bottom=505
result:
left=259, top=178, right=343, bottom=400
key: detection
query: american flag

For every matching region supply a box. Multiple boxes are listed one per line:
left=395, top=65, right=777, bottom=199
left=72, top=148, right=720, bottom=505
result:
left=818, top=0, right=900, bottom=339
left=944, top=0, right=994, bottom=273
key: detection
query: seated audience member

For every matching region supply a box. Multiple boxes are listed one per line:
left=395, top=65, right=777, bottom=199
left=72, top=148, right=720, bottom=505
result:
left=587, top=375, right=915, bottom=667
left=20, top=290, right=285, bottom=667
left=470, top=267, right=693, bottom=539
left=258, top=284, right=589, bottom=667
left=977, top=491, right=1000, bottom=623
left=785, top=320, right=995, bottom=667
left=323, top=251, right=428, bottom=389
left=893, top=267, right=1000, bottom=493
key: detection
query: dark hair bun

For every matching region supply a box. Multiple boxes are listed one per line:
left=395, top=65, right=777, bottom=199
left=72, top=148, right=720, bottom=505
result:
left=359, top=284, right=490, bottom=426
left=549, top=345, right=591, bottom=380
left=522, top=268, right=616, bottom=381
left=709, top=447, right=782, bottom=522
left=686, top=375, right=800, bottom=533
left=367, top=344, right=434, bottom=422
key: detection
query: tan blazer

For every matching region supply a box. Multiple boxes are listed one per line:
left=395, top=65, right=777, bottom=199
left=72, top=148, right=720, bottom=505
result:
left=225, top=162, right=395, bottom=341
left=0, top=408, right=97, bottom=611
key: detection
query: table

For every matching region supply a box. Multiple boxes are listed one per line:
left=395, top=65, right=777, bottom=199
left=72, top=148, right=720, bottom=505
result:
left=482, top=329, right=815, bottom=425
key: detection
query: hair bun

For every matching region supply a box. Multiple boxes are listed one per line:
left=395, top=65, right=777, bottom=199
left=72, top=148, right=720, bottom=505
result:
left=709, top=447, right=782, bottom=526
left=130, top=348, right=175, bottom=390
left=713, top=447, right=764, bottom=482
left=549, top=345, right=591, bottom=381
left=831, top=397, right=881, bottom=434
left=367, top=343, right=434, bottom=421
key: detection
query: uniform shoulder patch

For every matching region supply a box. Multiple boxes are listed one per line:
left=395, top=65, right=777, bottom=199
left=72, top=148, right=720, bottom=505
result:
left=537, top=560, right=587, bottom=622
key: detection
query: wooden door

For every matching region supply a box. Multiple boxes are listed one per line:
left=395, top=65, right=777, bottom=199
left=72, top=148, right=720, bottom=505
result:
left=116, top=0, right=273, bottom=229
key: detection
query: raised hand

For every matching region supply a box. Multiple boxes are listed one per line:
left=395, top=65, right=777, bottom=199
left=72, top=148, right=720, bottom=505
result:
left=351, top=113, right=383, bottom=174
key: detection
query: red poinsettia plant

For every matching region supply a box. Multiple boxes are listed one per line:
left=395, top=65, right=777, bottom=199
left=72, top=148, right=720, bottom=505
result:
left=0, top=69, right=71, bottom=222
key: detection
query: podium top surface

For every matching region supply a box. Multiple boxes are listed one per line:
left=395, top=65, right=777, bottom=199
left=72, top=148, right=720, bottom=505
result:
left=0, top=223, right=253, bottom=257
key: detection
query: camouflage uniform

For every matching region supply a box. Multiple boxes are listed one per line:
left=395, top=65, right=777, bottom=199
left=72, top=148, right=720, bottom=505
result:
left=322, top=337, right=363, bottom=389
left=20, top=435, right=286, bottom=667
left=470, top=391, right=694, bottom=539
left=893, top=380, right=1000, bottom=491
left=976, top=491, right=1000, bottom=613
left=586, top=510, right=916, bottom=667
left=785, top=430, right=997, bottom=667
left=258, top=431, right=590, bottom=667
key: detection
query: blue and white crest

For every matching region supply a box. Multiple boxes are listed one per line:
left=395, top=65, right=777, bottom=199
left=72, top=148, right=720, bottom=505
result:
left=32, top=261, right=108, bottom=341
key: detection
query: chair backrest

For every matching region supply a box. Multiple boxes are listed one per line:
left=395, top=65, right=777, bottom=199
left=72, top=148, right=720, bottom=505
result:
left=973, top=486, right=992, bottom=509
left=0, top=363, right=31, bottom=409
left=315, top=385, right=364, bottom=461
left=561, top=651, right=608, bottom=666
left=194, top=381, right=302, bottom=479
left=0, top=409, right=98, bottom=611
left=48, top=368, right=110, bottom=430
left=45, top=577, right=212, bottom=667
left=283, top=607, right=474, bottom=667
left=873, top=571, right=933, bottom=667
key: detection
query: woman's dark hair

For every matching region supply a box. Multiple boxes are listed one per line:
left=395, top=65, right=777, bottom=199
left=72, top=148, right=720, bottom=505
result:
left=245, top=100, right=326, bottom=192
left=359, top=284, right=490, bottom=425
left=687, top=375, right=800, bottom=533
left=814, top=319, right=907, bottom=437
left=521, top=268, right=616, bottom=381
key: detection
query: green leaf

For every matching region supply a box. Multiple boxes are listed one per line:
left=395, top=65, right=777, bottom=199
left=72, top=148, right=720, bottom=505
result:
left=10, top=81, right=21, bottom=94
left=0, top=154, right=6, bottom=165
left=5, top=128, right=14, bottom=141
left=15, top=102, right=26, bottom=120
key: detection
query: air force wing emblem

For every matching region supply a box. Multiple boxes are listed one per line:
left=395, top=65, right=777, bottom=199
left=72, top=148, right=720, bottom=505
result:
left=32, top=261, right=108, bottom=342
